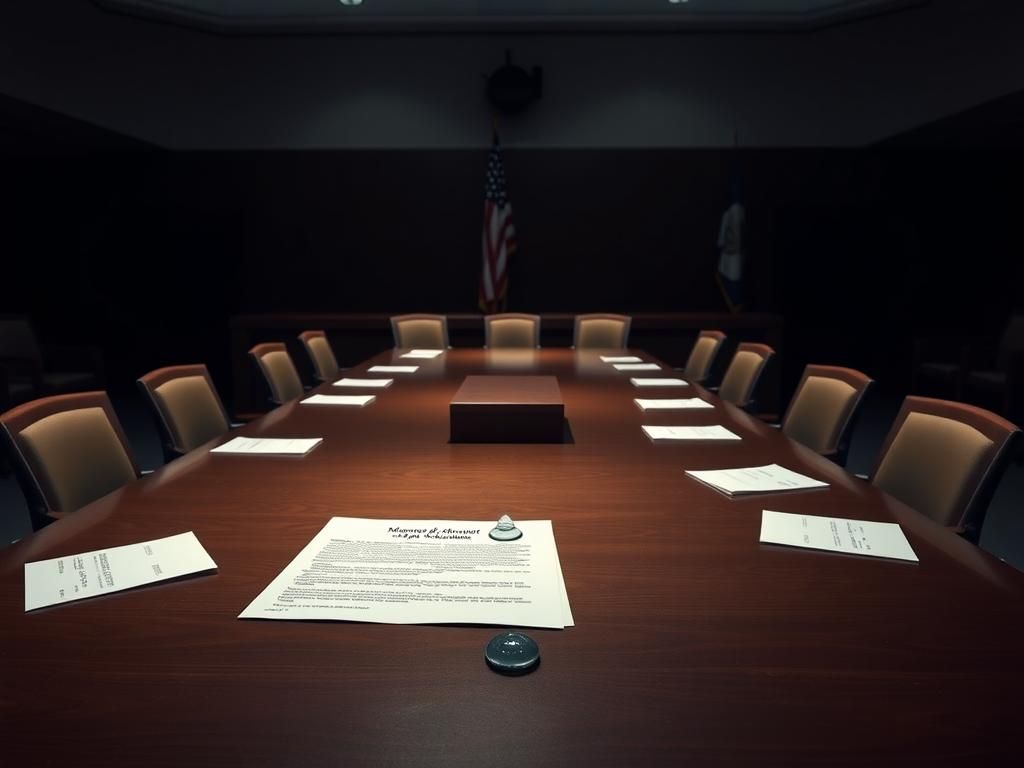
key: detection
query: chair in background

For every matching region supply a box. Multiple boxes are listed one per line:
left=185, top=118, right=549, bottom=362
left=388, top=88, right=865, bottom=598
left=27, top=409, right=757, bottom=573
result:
left=484, top=313, right=541, bottom=349
left=137, top=365, right=231, bottom=462
left=249, top=343, right=305, bottom=405
left=717, top=343, right=775, bottom=411
left=0, top=391, right=139, bottom=531
left=298, top=330, right=341, bottom=383
left=869, top=396, right=1019, bottom=544
left=573, top=314, right=632, bottom=350
left=390, top=314, right=450, bottom=349
left=781, top=365, right=873, bottom=465
left=683, top=330, right=727, bottom=384
left=0, top=315, right=104, bottom=405
left=962, top=313, right=1024, bottom=422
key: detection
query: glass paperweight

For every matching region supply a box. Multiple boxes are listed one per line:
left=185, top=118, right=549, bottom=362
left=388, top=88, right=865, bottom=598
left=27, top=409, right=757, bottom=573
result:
left=489, top=514, right=522, bottom=541
left=485, top=631, right=540, bottom=674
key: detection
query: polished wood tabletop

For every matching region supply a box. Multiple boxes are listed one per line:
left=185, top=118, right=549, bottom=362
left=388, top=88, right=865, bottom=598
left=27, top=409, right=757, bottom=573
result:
left=2, top=349, right=1023, bottom=767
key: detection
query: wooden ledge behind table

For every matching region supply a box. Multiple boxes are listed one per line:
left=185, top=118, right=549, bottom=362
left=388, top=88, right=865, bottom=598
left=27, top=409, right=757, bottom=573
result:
left=230, top=312, right=783, bottom=415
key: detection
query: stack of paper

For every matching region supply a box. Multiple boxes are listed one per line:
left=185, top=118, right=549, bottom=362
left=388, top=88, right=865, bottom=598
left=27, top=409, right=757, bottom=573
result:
left=634, top=398, right=713, bottom=411
left=333, top=378, right=393, bottom=388
left=401, top=349, right=444, bottom=359
left=685, top=463, right=828, bottom=496
left=599, top=355, right=643, bottom=363
left=759, top=510, right=919, bottom=562
left=613, top=363, right=661, bottom=371
left=631, top=378, right=688, bottom=387
left=211, top=437, right=323, bottom=456
left=369, top=365, right=419, bottom=373
left=301, top=394, right=375, bottom=407
left=642, top=425, right=740, bottom=442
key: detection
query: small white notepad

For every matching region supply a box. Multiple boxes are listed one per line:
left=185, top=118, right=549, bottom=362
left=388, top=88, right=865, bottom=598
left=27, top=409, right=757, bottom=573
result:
left=25, top=531, right=218, bottom=611
left=685, top=463, right=828, bottom=496
left=631, top=378, right=689, bottom=387
left=333, top=378, right=393, bottom=388
left=369, top=365, right=419, bottom=373
left=634, top=398, right=713, bottom=411
left=211, top=437, right=323, bottom=456
left=613, top=363, right=661, bottom=371
left=600, top=355, right=643, bottom=363
left=643, top=425, right=741, bottom=442
left=400, top=349, right=444, bottom=359
left=759, top=510, right=919, bottom=563
left=301, top=394, right=375, bottom=407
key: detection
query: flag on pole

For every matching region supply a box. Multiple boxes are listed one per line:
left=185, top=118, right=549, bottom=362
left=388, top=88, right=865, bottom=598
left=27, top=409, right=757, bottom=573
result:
left=479, top=132, right=517, bottom=313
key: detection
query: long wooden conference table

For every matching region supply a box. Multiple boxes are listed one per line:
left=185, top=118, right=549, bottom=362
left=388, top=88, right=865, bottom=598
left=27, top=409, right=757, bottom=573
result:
left=2, top=349, right=1023, bottom=766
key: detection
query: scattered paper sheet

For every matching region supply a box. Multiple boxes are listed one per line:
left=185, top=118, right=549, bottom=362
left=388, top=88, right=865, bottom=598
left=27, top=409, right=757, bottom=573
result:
left=239, top=518, right=573, bottom=629
left=759, top=510, right=919, bottom=562
left=400, top=350, right=444, bottom=359
left=643, top=425, right=741, bottom=442
left=600, top=355, right=643, bottom=363
left=333, top=378, right=393, bottom=388
left=614, top=363, right=661, bottom=371
left=211, top=437, right=323, bottom=456
left=301, top=394, right=376, bottom=407
left=635, top=398, right=713, bottom=411
left=686, top=463, right=829, bottom=496
left=369, top=365, right=420, bottom=373
left=631, top=378, right=689, bottom=387
left=24, top=532, right=217, bottom=611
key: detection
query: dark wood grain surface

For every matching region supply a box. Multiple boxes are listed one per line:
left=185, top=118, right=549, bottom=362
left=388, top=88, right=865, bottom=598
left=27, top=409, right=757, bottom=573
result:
left=2, top=349, right=1022, bottom=767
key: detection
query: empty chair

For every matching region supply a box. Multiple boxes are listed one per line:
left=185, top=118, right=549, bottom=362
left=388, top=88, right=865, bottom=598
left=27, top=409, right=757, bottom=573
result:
left=249, top=343, right=304, bottom=405
left=717, top=342, right=775, bottom=410
left=963, top=313, right=1024, bottom=421
left=781, top=365, right=873, bottom=465
left=390, top=314, right=450, bottom=349
left=0, top=315, right=104, bottom=403
left=683, top=330, right=727, bottom=384
left=137, top=365, right=230, bottom=461
left=870, top=396, right=1019, bottom=543
left=484, top=313, right=541, bottom=349
left=298, top=330, right=341, bottom=383
left=573, top=314, right=632, bottom=350
left=0, top=391, right=139, bottom=530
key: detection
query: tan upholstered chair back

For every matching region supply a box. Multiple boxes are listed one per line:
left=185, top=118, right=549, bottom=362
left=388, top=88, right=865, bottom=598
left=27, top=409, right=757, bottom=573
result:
left=391, top=314, right=450, bottom=349
left=718, top=343, right=775, bottom=407
left=485, top=314, right=541, bottom=349
left=573, top=314, right=632, bottom=350
left=249, top=343, right=304, bottom=405
left=683, top=331, right=726, bottom=383
left=299, top=331, right=340, bottom=382
left=870, top=397, right=1019, bottom=539
left=781, top=365, right=872, bottom=459
left=0, top=391, right=138, bottom=527
left=138, top=365, right=230, bottom=457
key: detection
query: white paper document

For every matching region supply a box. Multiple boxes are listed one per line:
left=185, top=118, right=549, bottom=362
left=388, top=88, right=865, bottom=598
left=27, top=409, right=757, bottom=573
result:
left=24, top=531, right=217, bottom=611
left=369, top=365, right=420, bottom=373
left=239, top=517, right=574, bottom=629
left=400, top=349, right=444, bottom=359
left=613, top=363, right=661, bottom=371
left=333, top=378, right=393, bottom=388
left=685, top=463, right=829, bottom=496
left=301, top=394, right=376, bottom=407
left=211, top=437, right=323, bottom=456
left=600, top=355, right=643, bottom=363
left=634, top=398, right=713, bottom=411
left=759, top=510, right=919, bottom=562
left=631, top=378, right=689, bottom=387
left=643, top=425, right=741, bottom=442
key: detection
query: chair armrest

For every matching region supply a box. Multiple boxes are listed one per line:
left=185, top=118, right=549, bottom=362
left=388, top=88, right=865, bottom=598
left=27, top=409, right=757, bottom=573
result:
left=853, top=473, right=869, bottom=481
left=229, top=422, right=246, bottom=429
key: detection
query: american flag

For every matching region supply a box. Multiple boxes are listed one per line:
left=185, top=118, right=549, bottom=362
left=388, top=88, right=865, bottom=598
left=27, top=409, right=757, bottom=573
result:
left=479, top=134, right=517, bottom=313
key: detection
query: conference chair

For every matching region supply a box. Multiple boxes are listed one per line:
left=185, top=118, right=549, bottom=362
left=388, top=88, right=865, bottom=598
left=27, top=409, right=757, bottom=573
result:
left=484, top=313, right=541, bottom=349
left=137, top=365, right=231, bottom=461
left=780, top=365, right=873, bottom=465
left=0, top=391, right=139, bottom=531
left=716, top=342, right=775, bottom=411
left=249, top=343, right=305, bottom=405
left=869, top=396, right=1019, bottom=544
left=572, top=314, right=632, bottom=350
left=390, top=314, right=450, bottom=349
left=683, top=330, right=727, bottom=384
left=298, top=330, right=341, bottom=383
left=0, top=315, right=104, bottom=403
left=963, top=313, right=1024, bottom=421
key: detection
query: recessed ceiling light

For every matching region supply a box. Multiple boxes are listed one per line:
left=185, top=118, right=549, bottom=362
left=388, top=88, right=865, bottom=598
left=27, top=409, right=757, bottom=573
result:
left=338, top=0, right=363, bottom=6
